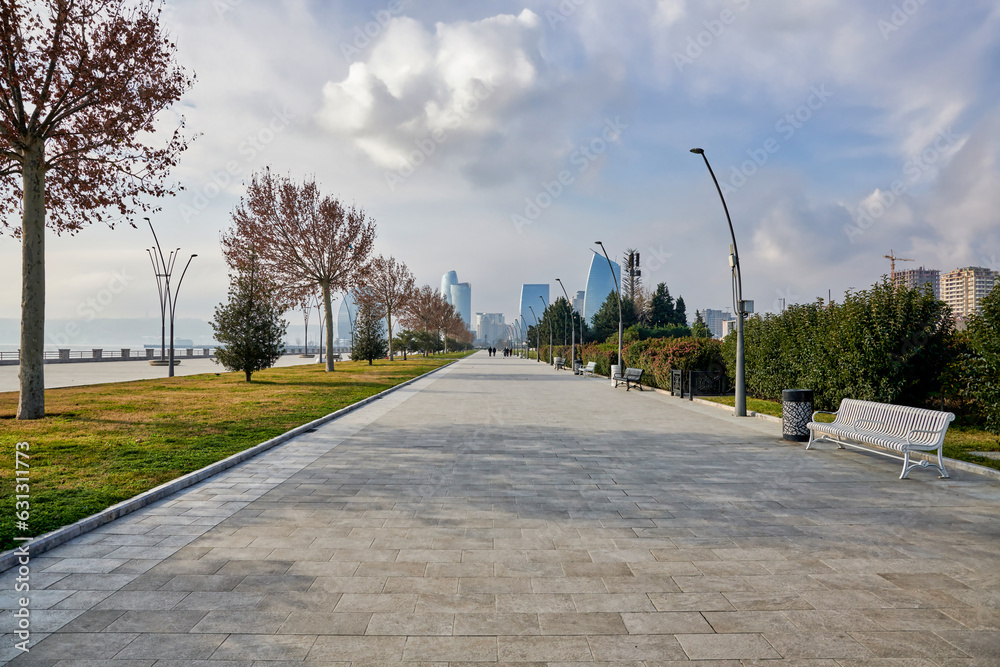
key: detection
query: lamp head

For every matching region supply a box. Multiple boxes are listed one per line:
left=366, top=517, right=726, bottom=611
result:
left=191, top=254, right=198, bottom=258
left=690, top=148, right=704, bottom=154
left=594, top=240, right=603, bottom=245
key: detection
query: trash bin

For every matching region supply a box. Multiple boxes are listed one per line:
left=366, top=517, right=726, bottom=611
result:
left=611, top=364, right=620, bottom=387
left=782, top=389, right=814, bottom=442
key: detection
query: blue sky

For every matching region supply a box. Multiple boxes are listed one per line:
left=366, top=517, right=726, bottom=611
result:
left=2, top=0, right=998, bottom=334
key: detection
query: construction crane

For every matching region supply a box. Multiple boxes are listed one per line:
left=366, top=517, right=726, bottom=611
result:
left=884, top=249, right=914, bottom=284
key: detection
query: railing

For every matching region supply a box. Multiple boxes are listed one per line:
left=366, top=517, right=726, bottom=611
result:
left=670, top=369, right=729, bottom=399
left=0, top=348, right=218, bottom=363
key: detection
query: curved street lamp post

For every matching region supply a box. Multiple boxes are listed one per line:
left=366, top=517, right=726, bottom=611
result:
left=527, top=306, right=541, bottom=362
left=146, top=219, right=197, bottom=378
left=555, top=278, right=578, bottom=373
left=690, top=147, right=747, bottom=417
left=594, top=241, right=623, bottom=369
left=538, top=296, right=553, bottom=366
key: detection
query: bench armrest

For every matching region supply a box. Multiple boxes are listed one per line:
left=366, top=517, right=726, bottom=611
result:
left=811, top=410, right=837, bottom=421
left=905, top=427, right=948, bottom=446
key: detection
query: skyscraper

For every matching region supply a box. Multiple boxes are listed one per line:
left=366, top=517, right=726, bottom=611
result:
left=519, top=284, right=549, bottom=329
left=475, top=313, right=505, bottom=344
left=704, top=308, right=734, bottom=339
left=450, top=282, right=472, bottom=330
left=440, top=270, right=458, bottom=304
left=336, top=293, right=357, bottom=346
left=583, top=252, right=621, bottom=325
left=571, top=290, right=585, bottom=314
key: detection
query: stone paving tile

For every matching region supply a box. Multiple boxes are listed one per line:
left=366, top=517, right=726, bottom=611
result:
left=9, top=355, right=1000, bottom=662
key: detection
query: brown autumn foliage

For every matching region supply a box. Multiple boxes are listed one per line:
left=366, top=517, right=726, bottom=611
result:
left=0, top=0, right=193, bottom=418
left=221, top=169, right=376, bottom=371
left=354, top=255, right=416, bottom=360
left=399, top=284, right=468, bottom=352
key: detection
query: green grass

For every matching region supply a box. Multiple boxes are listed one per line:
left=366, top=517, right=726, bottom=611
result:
left=0, top=353, right=470, bottom=552
left=702, top=395, right=1000, bottom=471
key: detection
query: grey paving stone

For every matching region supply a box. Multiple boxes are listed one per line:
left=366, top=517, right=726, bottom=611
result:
left=11, top=355, right=1000, bottom=662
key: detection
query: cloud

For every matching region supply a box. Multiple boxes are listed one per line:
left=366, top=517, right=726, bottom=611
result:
left=317, top=10, right=544, bottom=172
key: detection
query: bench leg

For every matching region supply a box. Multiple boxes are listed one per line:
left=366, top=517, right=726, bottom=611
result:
left=937, top=449, right=950, bottom=478
left=805, top=430, right=815, bottom=450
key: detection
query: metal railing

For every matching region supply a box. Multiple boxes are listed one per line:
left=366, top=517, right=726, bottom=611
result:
left=670, top=369, right=729, bottom=399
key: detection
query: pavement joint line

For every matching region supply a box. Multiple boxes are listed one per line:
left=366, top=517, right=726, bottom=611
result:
left=0, top=358, right=460, bottom=573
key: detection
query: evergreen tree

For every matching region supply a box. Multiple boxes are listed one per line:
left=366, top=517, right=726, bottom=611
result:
left=352, top=300, right=389, bottom=364
left=966, top=285, right=1000, bottom=432
left=211, top=261, right=287, bottom=382
left=674, top=296, right=688, bottom=326
left=648, top=283, right=675, bottom=327
left=691, top=310, right=712, bottom=338
left=590, top=292, right=638, bottom=343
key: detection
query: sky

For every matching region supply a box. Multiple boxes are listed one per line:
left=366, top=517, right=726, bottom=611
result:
left=2, top=0, right=999, bottom=342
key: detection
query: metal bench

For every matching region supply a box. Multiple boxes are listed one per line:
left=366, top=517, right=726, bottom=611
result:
left=613, top=367, right=644, bottom=391
left=554, top=357, right=564, bottom=370
left=806, top=398, right=955, bottom=479
left=579, top=361, right=597, bottom=377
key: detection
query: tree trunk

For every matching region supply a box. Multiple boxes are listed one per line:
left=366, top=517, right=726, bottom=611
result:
left=18, top=142, right=46, bottom=420
left=245, top=370, right=252, bottom=382
left=386, top=306, right=393, bottom=361
left=323, top=284, right=335, bottom=371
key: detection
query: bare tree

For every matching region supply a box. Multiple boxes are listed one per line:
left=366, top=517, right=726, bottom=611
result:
left=354, top=255, right=415, bottom=361
left=400, top=284, right=461, bottom=352
left=221, top=169, right=377, bottom=371
left=0, top=0, right=193, bottom=418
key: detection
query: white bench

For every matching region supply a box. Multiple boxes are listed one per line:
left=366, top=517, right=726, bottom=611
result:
left=807, top=398, right=955, bottom=479
left=579, top=361, right=597, bottom=377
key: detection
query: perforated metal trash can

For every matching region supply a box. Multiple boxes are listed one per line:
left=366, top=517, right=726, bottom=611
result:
left=782, top=389, right=814, bottom=442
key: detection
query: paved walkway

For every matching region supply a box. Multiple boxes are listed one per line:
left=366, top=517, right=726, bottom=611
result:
left=3, top=353, right=1000, bottom=664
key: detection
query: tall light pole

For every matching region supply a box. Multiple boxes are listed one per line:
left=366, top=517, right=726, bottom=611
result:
left=528, top=305, right=541, bottom=362
left=691, top=147, right=746, bottom=417
left=555, top=278, right=576, bottom=371
left=594, top=241, right=623, bottom=369
left=538, top=296, right=553, bottom=366
left=146, top=219, right=196, bottom=378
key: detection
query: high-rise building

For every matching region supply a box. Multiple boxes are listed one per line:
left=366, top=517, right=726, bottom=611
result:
left=571, top=290, right=585, bottom=314
left=475, top=313, right=505, bottom=345
left=941, top=266, right=997, bottom=318
left=704, top=308, right=735, bottom=339
left=519, top=284, right=550, bottom=329
left=335, top=293, right=357, bottom=346
left=894, top=266, right=940, bottom=297
left=450, top=282, right=472, bottom=330
left=440, top=270, right=458, bottom=304
left=583, top=252, right=621, bottom=325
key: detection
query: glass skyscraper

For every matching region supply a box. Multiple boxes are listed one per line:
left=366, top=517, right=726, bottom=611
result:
left=583, top=252, right=621, bottom=326
left=519, top=284, right=549, bottom=330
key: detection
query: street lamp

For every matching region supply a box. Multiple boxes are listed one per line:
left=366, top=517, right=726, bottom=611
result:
left=691, top=147, right=747, bottom=417
left=555, top=278, right=577, bottom=372
left=538, top=295, right=553, bottom=366
left=146, top=219, right=197, bottom=378
left=594, top=241, right=623, bottom=369
left=528, top=305, right=541, bottom=362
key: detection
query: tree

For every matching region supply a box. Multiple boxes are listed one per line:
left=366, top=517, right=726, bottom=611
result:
left=393, top=329, right=417, bottom=360
left=674, top=296, right=688, bottom=326
left=589, top=291, right=638, bottom=343
left=691, top=310, right=712, bottom=338
left=400, top=284, right=461, bottom=352
left=648, top=283, right=676, bottom=327
left=354, top=255, right=415, bottom=361
left=222, top=169, right=376, bottom=373
left=1, top=0, right=192, bottom=419
left=352, top=300, right=388, bottom=365
left=965, top=285, right=1000, bottom=432
left=211, top=260, right=287, bottom=382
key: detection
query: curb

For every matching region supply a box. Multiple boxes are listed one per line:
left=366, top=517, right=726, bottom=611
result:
left=0, top=359, right=458, bottom=573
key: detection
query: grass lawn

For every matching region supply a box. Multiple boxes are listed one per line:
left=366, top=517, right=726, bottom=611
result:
left=0, top=353, right=469, bottom=552
left=702, top=395, right=1000, bottom=471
